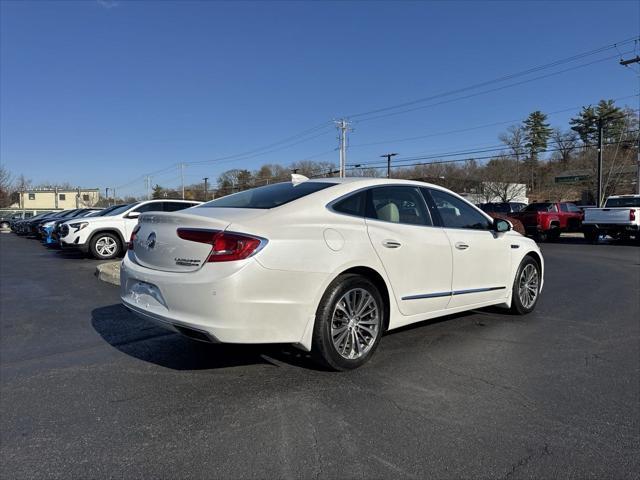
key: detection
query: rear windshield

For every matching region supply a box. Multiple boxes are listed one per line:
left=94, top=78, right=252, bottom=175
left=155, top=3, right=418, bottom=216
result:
left=524, top=203, right=554, bottom=212
left=200, top=182, right=336, bottom=209
left=604, top=197, right=640, bottom=208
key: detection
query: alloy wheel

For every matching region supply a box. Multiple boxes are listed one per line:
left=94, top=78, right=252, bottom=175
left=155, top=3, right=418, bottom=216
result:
left=95, top=236, right=117, bottom=257
left=331, top=288, right=380, bottom=360
left=518, top=264, right=539, bottom=309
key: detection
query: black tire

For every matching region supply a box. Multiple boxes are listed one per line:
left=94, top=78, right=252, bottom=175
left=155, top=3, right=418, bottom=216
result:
left=510, top=256, right=541, bottom=315
left=583, top=227, right=599, bottom=244
left=89, top=232, right=122, bottom=260
left=548, top=228, right=561, bottom=241
left=311, top=274, right=386, bottom=371
left=536, top=230, right=549, bottom=242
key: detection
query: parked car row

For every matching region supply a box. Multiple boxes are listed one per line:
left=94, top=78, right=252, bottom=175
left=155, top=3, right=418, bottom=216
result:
left=10, top=199, right=201, bottom=259
left=477, top=195, right=640, bottom=243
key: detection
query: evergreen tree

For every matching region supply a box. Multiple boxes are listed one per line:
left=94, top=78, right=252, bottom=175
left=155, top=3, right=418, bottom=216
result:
left=522, top=111, right=552, bottom=190
left=569, top=99, right=626, bottom=145
left=151, top=184, right=165, bottom=199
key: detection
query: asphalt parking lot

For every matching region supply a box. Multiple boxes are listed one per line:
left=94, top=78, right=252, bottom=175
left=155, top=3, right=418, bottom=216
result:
left=1, top=233, right=639, bottom=479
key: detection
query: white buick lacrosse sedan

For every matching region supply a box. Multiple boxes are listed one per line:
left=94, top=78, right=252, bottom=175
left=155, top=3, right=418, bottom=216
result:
left=121, top=177, right=543, bottom=370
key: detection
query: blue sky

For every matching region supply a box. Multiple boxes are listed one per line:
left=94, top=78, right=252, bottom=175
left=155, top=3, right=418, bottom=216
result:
left=1, top=0, right=638, bottom=197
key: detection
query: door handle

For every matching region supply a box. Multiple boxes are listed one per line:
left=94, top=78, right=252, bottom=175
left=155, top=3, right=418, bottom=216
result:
left=455, top=242, right=469, bottom=250
left=382, top=240, right=402, bottom=249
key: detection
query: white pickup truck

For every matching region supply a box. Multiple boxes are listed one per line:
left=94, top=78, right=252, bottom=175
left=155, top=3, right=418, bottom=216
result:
left=582, top=194, right=640, bottom=243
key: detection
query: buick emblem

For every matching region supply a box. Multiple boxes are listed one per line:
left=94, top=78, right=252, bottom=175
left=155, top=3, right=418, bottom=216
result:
left=145, top=232, right=157, bottom=250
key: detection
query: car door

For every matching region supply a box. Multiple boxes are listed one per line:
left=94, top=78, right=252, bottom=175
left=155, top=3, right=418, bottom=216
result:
left=364, top=186, right=453, bottom=316
left=424, top=188, right=511, bottom=309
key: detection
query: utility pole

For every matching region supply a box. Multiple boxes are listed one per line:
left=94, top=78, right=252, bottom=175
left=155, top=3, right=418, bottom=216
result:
left=619, top=55, right=640, bottom=194
left=144, top=176, right=152, bottom=200
left=597, top=119, right=604, bottom=207
left=335, top=119, right=351, bottom=178
left=180, top=163, right=185, bottom=199
left=105, top=188, right=110, bottom=206
left=203, top=177, right=209, bottom=201
left=381, top=153, right=398, bottom=178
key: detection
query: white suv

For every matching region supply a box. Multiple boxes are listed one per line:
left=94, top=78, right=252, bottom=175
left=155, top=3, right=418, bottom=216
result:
left=59, top=199, right=201, bottom=259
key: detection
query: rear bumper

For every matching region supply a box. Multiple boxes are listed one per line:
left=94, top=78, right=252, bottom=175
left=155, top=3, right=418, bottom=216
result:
left=583, top=223, right=638, bottom=231
left=119, top=253, right=327, bottom=346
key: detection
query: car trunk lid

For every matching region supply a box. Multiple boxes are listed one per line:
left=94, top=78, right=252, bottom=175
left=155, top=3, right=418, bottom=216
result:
left=130, top=208, right=264, bottom=272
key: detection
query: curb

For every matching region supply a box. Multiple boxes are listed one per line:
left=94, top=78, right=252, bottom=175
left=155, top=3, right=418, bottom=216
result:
left=95, top=261, right=121, bottom=286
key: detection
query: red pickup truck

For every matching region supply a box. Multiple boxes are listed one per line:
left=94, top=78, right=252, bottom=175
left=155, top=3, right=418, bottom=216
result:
left=511, top=202, right=583, bottom=241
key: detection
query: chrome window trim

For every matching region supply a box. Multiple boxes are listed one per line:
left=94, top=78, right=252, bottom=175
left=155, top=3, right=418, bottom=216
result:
left=402, top=286, right=505, bottom=301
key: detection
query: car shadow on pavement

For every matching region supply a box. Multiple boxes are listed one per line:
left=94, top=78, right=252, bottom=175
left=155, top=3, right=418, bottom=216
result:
left=91, top=304, right=321, bottom=371
left=541, top=235, right=639, bottom=246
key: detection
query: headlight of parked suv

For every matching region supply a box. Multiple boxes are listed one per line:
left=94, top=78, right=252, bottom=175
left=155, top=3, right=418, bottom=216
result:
left=69, top=222, right=89, bottom=233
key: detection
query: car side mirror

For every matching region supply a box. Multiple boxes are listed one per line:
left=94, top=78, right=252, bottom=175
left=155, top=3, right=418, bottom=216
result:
left=126, top=211, right=140, bottom=219
left=493, top=218, right=511, bottom=232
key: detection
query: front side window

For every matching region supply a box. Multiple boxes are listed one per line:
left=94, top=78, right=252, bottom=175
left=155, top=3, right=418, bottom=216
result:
left=201, top=181, right=335, bottom=209
left=559, top=203, right=569, bottom=212
left=366, top=186, right=432, bottom=226
left=428, top=188, right=491, bottom=230
left=567, top=204, right=581, bottom=213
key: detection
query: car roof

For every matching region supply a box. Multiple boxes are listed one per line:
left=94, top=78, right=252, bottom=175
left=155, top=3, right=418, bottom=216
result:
left=138, top=199, right=203, bottom=204
left=301, top=176, right=447, bottom=190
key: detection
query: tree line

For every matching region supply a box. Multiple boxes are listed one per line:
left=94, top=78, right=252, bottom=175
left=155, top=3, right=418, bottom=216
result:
left=192, top=98, right=638, bottom=204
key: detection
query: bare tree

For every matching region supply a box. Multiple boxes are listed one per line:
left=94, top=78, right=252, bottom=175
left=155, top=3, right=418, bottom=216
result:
left=551, top=128, right=578, bottom=164
left=0, top=165, right=13, bottom=208
left=498, top=125, right=526, bottom=183
left=480, top=155, right=527, bottom=202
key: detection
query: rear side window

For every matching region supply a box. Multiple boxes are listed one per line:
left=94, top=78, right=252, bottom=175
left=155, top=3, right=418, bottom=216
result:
left=332, top=191, right=366, bottom=216
left=366, top=186, right=432, bottom=226
left=201, top=182, right=335, bottom=209
left=163, top=202, right=195, bottom=212
left=133, top=202, right=164, bottom=213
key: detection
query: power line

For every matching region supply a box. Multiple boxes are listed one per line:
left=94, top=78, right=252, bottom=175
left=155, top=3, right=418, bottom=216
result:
left=349, top=94, right=639, bottom=149
left=352, top=52, right=634, bottom=124
left=347, top=36, right=639, bottom=120
left=347, top=134, right=639, bottom=172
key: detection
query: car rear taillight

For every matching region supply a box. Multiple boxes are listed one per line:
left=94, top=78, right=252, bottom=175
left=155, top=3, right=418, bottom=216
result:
left=128, top=224, right=141, bottom=250
left=631, top=209, right=636, bottom=221
left=176, top=228, right=264, bottom=262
